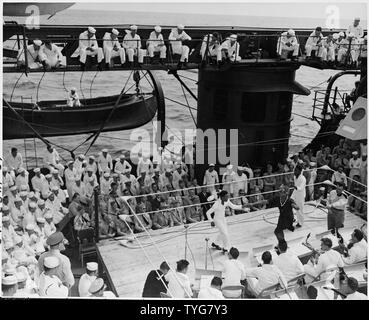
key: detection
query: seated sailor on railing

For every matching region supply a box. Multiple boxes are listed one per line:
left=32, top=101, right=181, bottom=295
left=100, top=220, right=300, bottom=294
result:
left=200, top=32, right=221, bottom=64
left=305, top=26, right=324, bottom=60
left=123, top=25, right=146, bottom=67
left=320, top=35, right=336, bottom=64
left=73, top=26, right=104, bottom=71
left=147, top=26, right=167, bottom=65
left=67, top=87, right=81, bottom=107
left=347, top=17, right=364, bottom=39
left=276, top=29, right=299, bottom=61
left=103, top=28, right=125, bottom=69
left=40, top=38, right=65, bottom=70
left=220, top=34, right=241, bottom=63
left=17, top=39, right=47, bottom=70
left=168, top=24, right=192, bottom=68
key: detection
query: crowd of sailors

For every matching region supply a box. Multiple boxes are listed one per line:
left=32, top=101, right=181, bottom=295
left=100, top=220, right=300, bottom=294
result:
left=1, top=133, right=367, bottom=297
left=16, top=17, right=367, bottom=71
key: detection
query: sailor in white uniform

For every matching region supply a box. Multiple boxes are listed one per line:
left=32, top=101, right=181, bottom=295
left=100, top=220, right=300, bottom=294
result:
left=15, top=167, right=29, bottom=191
left=277, top=29, right=299, bottom=60
left=74, top=26, right=104, bottom=66
left=103, top=28, right=125, bottom=68
left=305, top=27, right=324, bottom=59
left=78, top=262, right=98, bottom=297
left=38, top=256, right=69, bottom=297
left=6, top=147, right=24, bottom=173
left=290, top=164, right=306, bottom=228
left=88, top=277, right=116, bottom=298
left=220, top=34, right=241, bottom=62
left=203, top=164, right=219, bottom=193
left=64, top=161, right=77, bottom=199
left=147, top=26, right=167, bottom=63
left=169, top=24, right=192, bottom=66
left=67, top=87, right=81, bottom=107
left=206, top=190, right=247, bottom=251
left=40, top=39, right=64, bottom=69
left=114, top=154, right=132, bottom=175
left=97, top=149, right=113, bottom=175
left=122, top=25, right=146, bottom=65
left=346, top=18, right=364, bottom=39
left=17, top=39, right=46, bottom=69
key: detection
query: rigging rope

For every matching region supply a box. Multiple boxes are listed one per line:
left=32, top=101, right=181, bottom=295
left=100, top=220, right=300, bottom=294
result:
left=180, top=83, right=197, bottom=127
left=36, top=71, right=46, bottom=102
left=79, top=71, right=86, bottom=102
left=90, top=70, right=99, bottom=99
left=10, top=71, right=25, bottom=102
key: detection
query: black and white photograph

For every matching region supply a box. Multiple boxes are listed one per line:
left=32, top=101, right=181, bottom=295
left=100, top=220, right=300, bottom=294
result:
left=0, top=0, right=368, bottom=307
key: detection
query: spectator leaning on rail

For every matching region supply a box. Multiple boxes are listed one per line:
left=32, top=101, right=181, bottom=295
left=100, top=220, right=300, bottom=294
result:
left=305, top=26, right=324, bottom=60
left=168, top=24, right=192, bottom=69
left=277, top=29, right=299, bottom=61
left=147, top=25, right=167, bottom=64
left=103, top=28, right=125, bottom=69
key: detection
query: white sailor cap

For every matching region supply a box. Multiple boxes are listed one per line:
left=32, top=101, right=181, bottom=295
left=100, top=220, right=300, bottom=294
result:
left=309, top=162, right=317, bottom=167
left=14, top=196, right=22, bottom=203
left=2, top=205, right=10, bottom=212
left=130, top=25, right=138, bottom=31
left=88, top=26, right=96, bottom=34
left=287, top=29, right=295, bottom=36
left=18, top=167, right=25, bottom=174
left=4, top=266, right=17, bottom=275
left=68, top=161, right=74, bottom=166
left=319, top=186, right=326, bottom=191
left=34, top=168, right=41, bottom=173
left=78, top=154, right=85, bottom=159
left=119, top=154, right=126, bottom=159
left=2, top=215, right=10, bottom=222
left=112, top=28, right=119, bottom=35
left=2, top=276, right=18, bottom=286
left=352, top=151, right=358, bottom=155
left=45, top=174, right=52, bottom=179
left=20, top=184, right=28, bottom=190
left=3, top=166, right=8, bottom=172
left=16, top=272, right=27, bottom=283
left=209, top=163, right=215, bottom=167
left=28, top=191, right=36, bottom=198
left=103, top=172, right=110, bottom=178
left=226, top=164, right=233, bottom=170
left=26, top=223, right=35, bottom=231
left=87, top=167, right=94, bottom=172
left=364, top=35, right=368, bottom=40
left=29, top=202, right=37, bottom=209
left=154, top=25, right=162, bottom=33
left=177, top=24, right=184, bottom=30
left=44, top=212, right=53, bottom=219
left=230, top=34, right=238, bottom=40
left=51, top=186, right=59, bottom=191
left=89, top=155, right=95, bottom=160
left=339, top=31, right=345, bottom=37
left=44, top=256, right=60, bottom=268
left=154, top=167, right=160, bottom=172
left=86, top=262, right=98, bottom=271
left=75, top=175, right=82, bottom=181
left=237, top=166, right=244, bottom=171
left=332, top=33, right=339, bottom=40
left=89, top=278, right=106, bottom=294
left=52, top=169, right=59, bottom=174
left=37, top=217, right=46, bottom=224
left=89, top=177, right=95, bottom=182
left=10, top=185, right=18, bottom=192
left=37, top=199, right=45, bottom=205
left=33, top=39, right=42, bottom=46
left=102, top=148, right=108, bottom=153
left=20, top=191, right=28, bottom=197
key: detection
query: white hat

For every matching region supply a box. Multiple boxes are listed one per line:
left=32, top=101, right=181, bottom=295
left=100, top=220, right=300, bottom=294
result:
left=45, top=174, right=52, bottom=179
left=4, top=266, right=17, bottom=275
left=119, top=154, right=125, bottom=159
left=89, top=155, right=95, bottom=160
left=14, top=236, right=23, bottom=245
left=88, top=26, right=96, bottom=34
left=37, top=217, right=46, bottom=224
left=34, top=168, right=41, bottom=173
left=332, top=33, right=339, bottom=40
left=319, top=186, right=326, bottom=191
left=86, top=262, right=98, bottom=271
left=287, top=29, right=295, bottom=36
left=339, top=31, right=345, bottom=37
left=2, top=215, right=10, bottom=222
left=87, top=167, right=93, bottom=172
left=75, top=175, right=81, bottom=181
left=18, top=167, right=25, bottom=173
left=78, top=154, right=85, bottom=159
left=2, top=276, right=18, bottom=286
left=177, top=24, right=184, bottom=29
left=14, top=196, right=22, bottom=203
left=102, top=148, right=108, bottom=153
left=10, top=185, right=17, bottom=191
left=112, top=28, right=119, bottom=36
left=68, top=161, right=74, bottom=166
left=103, top=172, right=110, bottom=178
left=20, top=185, right=28, bottom=191
left=52, top=169, right=59, bottom=174
left=352, top=151, right=358, bottom=155
left=209, top=163, right=215, bottom=167
left=226, top=164, right=233, bottom=170
left=44, top=212, right=53, bottom=219
left=44, top=256, right=60, bottom=268
left=37, top=199, right=45, bottom=205
left=230, top=34, right=238, bottom=40
left=2, top=205, right=10, bottom=211
left=26, top=223, right=35, bottom=231
left=28, top=191, right=35, bottom=198
left=29, top=202, right=37, bottom=209
left=309, top=162, right=317, bottom=167
left=154, top=167, right=160, bottom=172
left=16, top=272, right=27, bottom=283
left=154, top=25, right=161, bottom=33
left=51, top=186, right=59, bottom=191
left=20, top=191, right=28, bottom=197
left=33, top=39, right=42, bottom=46
left=130, top=25, right=138, bottom=31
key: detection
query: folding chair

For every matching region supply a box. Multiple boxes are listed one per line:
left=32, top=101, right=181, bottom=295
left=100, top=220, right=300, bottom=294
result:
left=287, top=273, right=306, bottom=287
left=77, top=227, right=96, bottom=266
left=257, top=283, right=281, bottom=299
left=222, top=285, right=245, bottom=299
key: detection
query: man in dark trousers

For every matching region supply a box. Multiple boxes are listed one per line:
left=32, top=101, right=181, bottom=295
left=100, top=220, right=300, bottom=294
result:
left=198, top=186, right=211, bottom=220
left=142, top=261, right=170, bottom=297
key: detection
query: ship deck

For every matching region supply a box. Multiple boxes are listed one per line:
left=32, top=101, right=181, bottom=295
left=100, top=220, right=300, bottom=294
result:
left=95, top=203, right=365, bottom=298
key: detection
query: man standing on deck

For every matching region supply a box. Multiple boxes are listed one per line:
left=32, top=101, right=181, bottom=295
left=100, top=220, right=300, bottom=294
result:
left=203, top=164, right=219, bottom=193
left=290, top=164, right=306, bottom=228
left=103, top=28, right=125, bottom=69
left=206, top=190, right=248, bottom=253
left=75, top=26, right=104, bottom=70
left=122, top=25, right=146, bottom=67
left=79, top=262, right=98, bottom=297
left=147, top=26, right=167, bottom=64
left=142, top=261, right=170, bottom=297
left=97, top=149, right=113, bottom=176
left=277, top=29, right=299, bottom=61
left=169, top=24, right=192, bottom=68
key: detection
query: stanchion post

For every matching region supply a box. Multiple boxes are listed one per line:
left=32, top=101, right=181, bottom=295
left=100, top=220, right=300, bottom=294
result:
left=94, top=187, right=100, bottom=243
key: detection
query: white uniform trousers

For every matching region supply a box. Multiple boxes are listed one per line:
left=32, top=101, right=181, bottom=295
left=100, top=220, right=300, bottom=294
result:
left=338, top=48, right=356, bottom=63
left=291, top=190, right=305, bottom=226
left=147, top=45, right=167, bottom=58
left=104, top=47, right=125, bottom=66
left=126, top=48, right=146, bottom=63
left=79, top=47, right=104, bottom=64
left=321, top=47, right=335, bottom=61
left=277, top=43, right=299, bottom=57
left=214, top=217, right=230, bottom=250
left=305, top=45, right=323, bottom=57
left=172, top=45, right=190, bottom=62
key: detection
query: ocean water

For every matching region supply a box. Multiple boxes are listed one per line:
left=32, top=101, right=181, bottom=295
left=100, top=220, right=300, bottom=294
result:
left=2, top=9, right=360, bottom=167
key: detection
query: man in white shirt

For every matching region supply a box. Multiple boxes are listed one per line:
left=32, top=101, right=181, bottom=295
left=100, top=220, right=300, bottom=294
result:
left=122, top=25, right=146, bottom=66
left=31, top=168, right=46, bottom=195
left=349, top=151, right=362, bottom=181
left=166, top=259, right=193, bottom=298
left=6, top=147, right=24, bottom=173
left=245, top=251, right=288, bottom=297
left=273, top=240, right=304, bottom=282
left=74, top=26, right=104, bottom=69
left=233, top=166, right=250, bottom=195
left=221, top=247, right=246, bottom=298
left=345, top=277, right=367, bottom=300
left=198, top=276, right=225, bottom=299
left=303, top=237, right=344, bottom=283
left=323, top=182, right=347, bottom=232
left=114, top=154, right=132, bottom=175
left=331, top=165, right=348, bottom=187
left=305, top=26, right=324, bottom=59
left=346, top=18, right=364, bottom=39
left=136, top=156, right=153, bottom=177
left=147, top=25, right=167, bottom=64
left=168, top=24, right=192, bottom=68
left=17, top=39, right=46, bottom=69
left=103, top=28, right=125, bottom=68
left=15, top=167, right=29, bottom=191
left=97, top=149, right=113, bottom=176
left=220, top=34, right=241, bottom=62
left=79, top=262, right=98, bottom=297
left=340, top=229, right=367, bottom=265
left=277, top=29, right=299, bottom=60
left=203, top=164, right=219, bottom=193
left=222, top=165, right=236, bottom=196
left=40, top=39, right=64, bottom=69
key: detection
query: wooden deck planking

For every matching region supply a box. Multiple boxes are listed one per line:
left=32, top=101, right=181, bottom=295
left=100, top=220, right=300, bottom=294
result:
left=96, top=204, right=365, bottom=298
